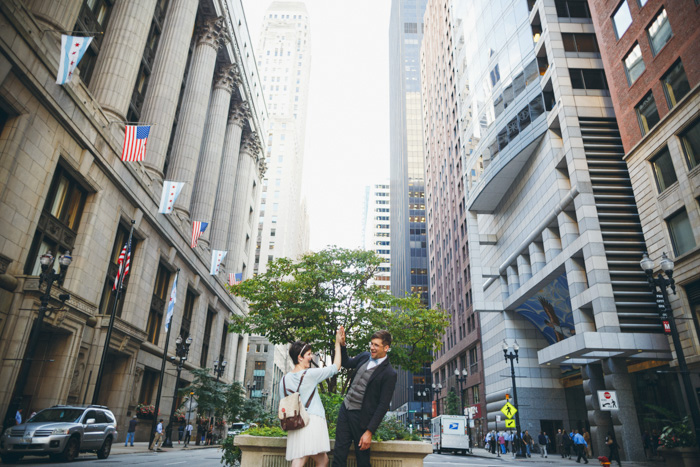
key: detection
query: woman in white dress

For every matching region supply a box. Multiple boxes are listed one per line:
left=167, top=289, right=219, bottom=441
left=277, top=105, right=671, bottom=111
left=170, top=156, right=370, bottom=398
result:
left=280, top=327, right=342, bottom=467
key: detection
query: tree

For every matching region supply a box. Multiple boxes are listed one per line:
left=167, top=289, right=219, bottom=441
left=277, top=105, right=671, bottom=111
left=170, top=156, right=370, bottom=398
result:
left=446, top=388, right=461, bottom=415
left=180, top=368, right=231, bottom=420
left=228, top=247, right=448, bottom=391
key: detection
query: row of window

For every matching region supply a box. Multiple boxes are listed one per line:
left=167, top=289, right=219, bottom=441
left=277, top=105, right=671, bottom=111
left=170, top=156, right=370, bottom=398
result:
left=635, top=60, right=691, bottom=136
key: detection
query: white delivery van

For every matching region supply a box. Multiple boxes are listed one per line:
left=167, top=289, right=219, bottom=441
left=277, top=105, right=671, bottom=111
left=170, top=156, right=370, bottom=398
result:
left=430, top=415, right=470, bottom=455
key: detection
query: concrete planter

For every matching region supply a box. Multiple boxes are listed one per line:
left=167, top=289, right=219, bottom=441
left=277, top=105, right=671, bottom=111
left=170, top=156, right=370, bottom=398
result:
left=234, top=435, right=432, bottom=466
left=658, top=446, right=700, bottom=467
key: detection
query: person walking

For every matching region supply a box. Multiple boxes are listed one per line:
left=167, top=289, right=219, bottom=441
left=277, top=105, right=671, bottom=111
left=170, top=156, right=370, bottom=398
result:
left=150, top=419, right=164, bottom=451
left=573, top=429, right=588, bottom=464
left=605, top=431, right=621, bottom=467
left=583, top=428, right=592, bottom=458
left=522, top=430, right=533, bottom=457
left=538, top=431, right=548, bottom=458
left=14, top=409, right=22, bottom=425
left=556, top=429, right=563, bottom=457
left=183, top=422, right=193, bottom=447
left=281, top=328, right=342, bottom=467
left=178, top=423, right=184, bottom=444
left=125, top=415, right=137, bottom=446
left=499, top=431, right=506, bottom=454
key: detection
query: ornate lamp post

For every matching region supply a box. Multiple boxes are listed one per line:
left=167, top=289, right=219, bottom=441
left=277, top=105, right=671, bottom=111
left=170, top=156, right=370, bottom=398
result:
left=163, top=335, right=192, bottom=447
left=431, top=382, right=442, bottom=415
left=261, top=389, right=269, bottom=410
left=4, top=251, right=71, bottom=429
left=641, top=252, right=700, bottom=444
left=454, top=368, right=472, bottom=452
left=246, top=381, right=256, bottom=399
left=503, top=339, right=524, bottom=457
left=213, top=359, right=227, bottom=382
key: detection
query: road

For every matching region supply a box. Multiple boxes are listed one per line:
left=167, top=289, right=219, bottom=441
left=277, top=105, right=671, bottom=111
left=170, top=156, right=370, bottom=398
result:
left=3, top=448, right=225, bottom=466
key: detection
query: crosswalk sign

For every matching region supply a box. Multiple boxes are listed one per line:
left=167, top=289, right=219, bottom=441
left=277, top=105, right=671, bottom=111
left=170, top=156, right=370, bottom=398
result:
left=500, top=402, right=517, bottom=419
left=505, top=419, right=516, bottom=428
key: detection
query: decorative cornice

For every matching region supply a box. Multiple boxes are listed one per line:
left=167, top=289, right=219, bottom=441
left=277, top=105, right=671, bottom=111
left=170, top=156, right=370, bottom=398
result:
left=241, top=130, right=261, bottom=157
left=257, top=158, right=267, bottom=179
left=214, top=63, right=241, bottom=93
left=228, top=100, right=251, bottom=127
left=196, top=16, right=228, bottom=50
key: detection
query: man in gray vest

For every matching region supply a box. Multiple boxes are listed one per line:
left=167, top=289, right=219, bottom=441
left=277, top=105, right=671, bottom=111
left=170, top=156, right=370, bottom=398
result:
left=332, top=329, right=397, bottom=467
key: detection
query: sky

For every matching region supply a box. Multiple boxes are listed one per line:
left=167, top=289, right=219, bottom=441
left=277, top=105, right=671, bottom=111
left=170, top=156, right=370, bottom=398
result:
left=241, top=0, right=392, bottom=252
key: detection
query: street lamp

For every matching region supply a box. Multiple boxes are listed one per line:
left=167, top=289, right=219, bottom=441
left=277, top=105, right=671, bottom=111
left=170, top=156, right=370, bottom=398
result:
left=4, top=251, right=71, bottom=429
left=214, top=359, right=227, bottom=382
left=641, top=252, right=700, bottom=444
left=261, top=389, right=269, bottom=409
left=454, top=368, right=471, bottom=453
left=164, top=335, right=192, bottom=447
left=431, top=382, right=442, bottom=415
left=247, top=381, right=256, bottom=399
left=503, top=339, right=525, bottom=457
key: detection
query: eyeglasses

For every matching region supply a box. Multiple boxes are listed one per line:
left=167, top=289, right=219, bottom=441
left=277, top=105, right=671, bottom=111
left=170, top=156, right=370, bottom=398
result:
left=369, top=342, right=385, bottom=348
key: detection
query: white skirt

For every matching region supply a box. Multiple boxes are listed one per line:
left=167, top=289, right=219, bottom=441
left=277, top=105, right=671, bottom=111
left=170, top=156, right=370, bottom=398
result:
left=285, top=414, right=331, bottom=460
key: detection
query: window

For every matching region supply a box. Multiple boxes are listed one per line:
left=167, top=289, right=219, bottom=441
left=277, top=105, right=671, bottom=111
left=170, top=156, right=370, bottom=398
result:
left=569, top=69, right=609, bottom=90
left=200, top=309, right=215, bottom=367
left=138, top=368, right=159, bottom=405
left=98, top=223, right=138, bottom=318
left=472, top=384, right=480, bottom=404
left=651, top=146, right=677, bottom=192
left=219, top=324, right=228, bottom=363
left=623, top=44, right=645, bottom=86
left=26, top=164, right=88, bottom=276
left=555, top=0, right=591, bottom=19
left=647, top=9, right=672, bottom=55
left=613, top=1, right=632, bottom=39
left=146, top=264, right=171, bottom=345
left=638, top=0, right=648, bottom=6
left=179, top=289, right=195, bottom=340
left=661, top=60, right=690, bottom=108
left=489, top=64, right=500, bottom=86
left=635, top=92, right=660, bottom=135
left=562, top=33, right=599, bottom=53
left=667, top=209, right=696, bottom=256
left=73, top=0, right=115, bottom=86
left=680, top=119, right=700, bottom=169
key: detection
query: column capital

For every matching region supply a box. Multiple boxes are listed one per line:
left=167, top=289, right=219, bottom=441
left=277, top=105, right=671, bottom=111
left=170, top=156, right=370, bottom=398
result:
left=257, top=158, right=268, bottom=179
left=228, top=100, right=251, bottom=127
left=241, top=130, right=262, bottom=157
left=196, top=16, right=228, bottom=50
left=214, top=63, right=241, bottom=93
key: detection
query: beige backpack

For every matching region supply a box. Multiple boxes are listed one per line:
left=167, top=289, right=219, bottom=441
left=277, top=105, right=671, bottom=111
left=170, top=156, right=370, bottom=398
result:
left=278, top=370, right=315, bottom=431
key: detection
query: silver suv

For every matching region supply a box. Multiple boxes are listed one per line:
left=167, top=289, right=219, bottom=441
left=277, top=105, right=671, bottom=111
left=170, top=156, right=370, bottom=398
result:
left=0, top=405, right=118, bottom=463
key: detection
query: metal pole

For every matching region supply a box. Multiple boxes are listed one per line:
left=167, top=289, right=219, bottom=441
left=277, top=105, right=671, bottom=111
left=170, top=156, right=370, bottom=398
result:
left=511, top=356, right=524, bottom=458
left=163, top=360, right=182, bottom=447
left=92, top=220, right=135, bottom=404
left=150, top=310, right=173, bottom=446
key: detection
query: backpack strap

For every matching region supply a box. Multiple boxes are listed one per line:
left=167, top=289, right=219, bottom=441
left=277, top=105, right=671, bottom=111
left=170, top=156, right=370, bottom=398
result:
left=283, top=370, right=317, bottom=408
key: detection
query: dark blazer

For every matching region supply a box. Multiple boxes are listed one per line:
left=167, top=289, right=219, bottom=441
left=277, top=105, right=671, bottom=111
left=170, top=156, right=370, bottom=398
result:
left=340, top=346, right=397, bottom=434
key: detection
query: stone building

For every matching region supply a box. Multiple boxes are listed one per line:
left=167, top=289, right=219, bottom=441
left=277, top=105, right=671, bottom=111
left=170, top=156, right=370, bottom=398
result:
left=0, top=0, right=266, bottom=441
left=587, top=0, right=700, bottom=427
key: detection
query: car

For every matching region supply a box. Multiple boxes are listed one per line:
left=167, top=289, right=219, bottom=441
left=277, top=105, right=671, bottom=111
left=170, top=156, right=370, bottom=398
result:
left=0, top=405, right=118, bottom=464
left=227, top=422, right=249, bottom=437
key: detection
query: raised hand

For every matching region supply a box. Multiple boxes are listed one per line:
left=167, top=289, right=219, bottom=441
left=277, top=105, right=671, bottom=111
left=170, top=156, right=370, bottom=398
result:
left=339, top=325, right=346, bottom=346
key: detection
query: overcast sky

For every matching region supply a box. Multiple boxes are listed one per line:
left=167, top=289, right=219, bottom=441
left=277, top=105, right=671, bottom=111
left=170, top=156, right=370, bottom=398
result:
left=241, top=0, right=392, bottom=252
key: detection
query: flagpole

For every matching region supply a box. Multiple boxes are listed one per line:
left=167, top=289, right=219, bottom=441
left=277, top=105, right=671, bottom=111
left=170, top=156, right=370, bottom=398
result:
left=92, top=219, right=135, bottom=405
left=150, top=268, right=179, bottom=447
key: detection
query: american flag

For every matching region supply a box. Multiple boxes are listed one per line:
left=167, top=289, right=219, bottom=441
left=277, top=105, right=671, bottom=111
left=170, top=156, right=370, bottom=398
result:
left=121, top=125, right=150, bottom=162
left=191, top=221, right=208, bottom=248
left=112, top=239, right=132, bottom=291
left=228, top=272, right=243, bottom=287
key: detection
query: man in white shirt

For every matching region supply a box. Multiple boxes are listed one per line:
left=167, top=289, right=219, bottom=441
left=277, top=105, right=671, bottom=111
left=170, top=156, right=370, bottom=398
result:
left=150, top=419, right=164, bottom=451
left=183, top=422, right=193, bottom=447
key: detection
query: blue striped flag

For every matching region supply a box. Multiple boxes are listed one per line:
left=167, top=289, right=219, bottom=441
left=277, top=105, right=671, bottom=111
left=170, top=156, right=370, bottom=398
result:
left=165, top=271, right=178, bottom=331
left=57, top=35, right=92, bottom=85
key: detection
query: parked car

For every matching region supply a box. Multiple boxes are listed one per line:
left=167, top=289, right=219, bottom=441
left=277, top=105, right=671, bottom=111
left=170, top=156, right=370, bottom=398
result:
left=227, top=422, right=249, bottom=437
left=0, top=405, right=118, bottom=464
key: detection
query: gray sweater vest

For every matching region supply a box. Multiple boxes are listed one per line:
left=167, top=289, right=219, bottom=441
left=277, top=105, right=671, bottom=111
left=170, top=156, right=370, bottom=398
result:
left=344, top=361, right=378, bottom=410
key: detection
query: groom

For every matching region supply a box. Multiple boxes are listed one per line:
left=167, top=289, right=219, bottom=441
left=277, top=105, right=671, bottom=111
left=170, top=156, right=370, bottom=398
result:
left=333, top=329, right=397, bottom=467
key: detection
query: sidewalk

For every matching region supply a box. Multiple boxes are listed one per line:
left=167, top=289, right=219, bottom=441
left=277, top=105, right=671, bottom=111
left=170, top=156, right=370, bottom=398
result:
left=468, top=447, right=666, bottom=465
left=111, top=441, right=221, bottom=456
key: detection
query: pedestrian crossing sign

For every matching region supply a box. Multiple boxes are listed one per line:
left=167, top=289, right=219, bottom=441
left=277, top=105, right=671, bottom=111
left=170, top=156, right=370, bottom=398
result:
left=500, top=402, right=517, bottom=419
left=505, top=419, right=516, bottom=428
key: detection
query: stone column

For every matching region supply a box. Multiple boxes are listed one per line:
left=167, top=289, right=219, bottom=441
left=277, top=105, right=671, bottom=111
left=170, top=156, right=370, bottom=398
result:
left=602, top=358, right=646, bottom=462
left=542, top=227, right=562, bottom=262
left=517, top=254, right=532, bottom=285
left=529, top=241, right=546, bottom=274
left=88, top=0, right=157, bottom=121
left=236, top=334, right=249, bottom=384
left=227, top=333, right=241, bottom=382
left=210, top=101, right=250, bottom=251
left=581, top=363, right=613, bottom=460
left=227, top=131, right=261, bottom=274
left=165, top=17, right=227, bottom=219
left=557, top=210, right=579, bottom=249
left=190, top=65, right=240, bottom=241
left=139, top=0, right=198, bottom=180
left=507, top=265, right=519, bottom=296
left=27, top=0, right=81, bottom=33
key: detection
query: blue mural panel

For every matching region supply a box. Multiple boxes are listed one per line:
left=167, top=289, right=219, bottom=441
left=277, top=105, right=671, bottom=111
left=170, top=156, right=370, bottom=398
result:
left=515, top=274, right=575, bottom=345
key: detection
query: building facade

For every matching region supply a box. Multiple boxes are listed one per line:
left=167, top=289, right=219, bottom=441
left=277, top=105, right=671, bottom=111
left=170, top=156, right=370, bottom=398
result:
left=244, top=1, right=312, bottom=412
left=587, top=0, right=700, bottom=423
left=363, top=182, right=391, bottom=292
left=460, top=0, right=679, bottom=460
left=421, top=0, right=485, bottom=443
left=0, top=0, right=266, bottom=440
left=388, top=0, right=432, bottom=423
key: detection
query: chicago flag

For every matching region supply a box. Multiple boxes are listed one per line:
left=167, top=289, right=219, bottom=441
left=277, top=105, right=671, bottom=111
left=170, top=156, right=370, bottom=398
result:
left=158, top=181, right=184, bottom=214
left=57, top=35, right=92, bottom=85
left=210, top=250, right=227, bottom=275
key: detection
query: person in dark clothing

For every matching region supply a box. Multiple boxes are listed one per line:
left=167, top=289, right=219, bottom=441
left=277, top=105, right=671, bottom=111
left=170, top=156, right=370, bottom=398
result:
left=195, top=421, right=203, bottom=446
left=563, top=431, right=573, bottom=459
left=178, top=424, right=184, bottom=444
left=573, top=429, right=588, bottom=464
left=125, top=415, right=138, bottom=446
left=538, top=431, right=548, bottom=457
left=605, top=431, right=621, bottom=467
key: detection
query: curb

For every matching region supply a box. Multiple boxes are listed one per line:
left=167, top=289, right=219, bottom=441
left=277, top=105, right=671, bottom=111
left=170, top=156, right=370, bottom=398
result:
left=111, top=444, right=221, bottom=456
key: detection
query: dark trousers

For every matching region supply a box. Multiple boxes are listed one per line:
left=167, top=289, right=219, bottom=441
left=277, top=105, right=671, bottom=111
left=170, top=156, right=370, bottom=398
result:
left=576, top=444, right=588, bottom=463
left=183, top=432, right=191, bottom=446
left=332, top=405, right=371, bottom=467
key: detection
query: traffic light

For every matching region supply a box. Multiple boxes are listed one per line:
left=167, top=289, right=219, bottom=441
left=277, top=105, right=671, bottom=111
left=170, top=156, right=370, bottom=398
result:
left=505, top=393, right=510, bottom=401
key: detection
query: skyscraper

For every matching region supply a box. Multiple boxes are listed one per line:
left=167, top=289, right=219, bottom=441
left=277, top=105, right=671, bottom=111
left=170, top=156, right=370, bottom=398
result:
left=389, top=0, right=431, bottom=421
left=363, top=182, right=392, bottom=292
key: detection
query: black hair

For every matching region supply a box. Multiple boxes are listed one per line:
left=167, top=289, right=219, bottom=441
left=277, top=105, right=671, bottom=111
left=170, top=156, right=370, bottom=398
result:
left=371, top=330, right=392, bottom=347
left=289, top=341, right=311, bottom=365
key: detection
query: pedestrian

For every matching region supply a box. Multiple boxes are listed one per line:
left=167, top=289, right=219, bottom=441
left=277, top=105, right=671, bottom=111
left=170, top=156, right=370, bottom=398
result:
left=651, top=430, right=659, bottom=457
left=195, top=421, right=203, bottom=446
left=125, top=415, right=137, bottom=447
left=499, top=431, right=506, bottom=454
left=29, top=409, right=36, bottom=420
left=178, top=423, right=184, bottom=444
left=522, top=430, right=533, bottom=457
left=556, top=428, right=564, bottom=457
left=14, top=408, right=22, bottom=425
left=605, top=431, right=621, bottom=467
left=150, top=419, right=164, bottom=451
left=183, top=421, right=193, bottom=447
left=490, top=430, right=497, bottom=454
left=642, top=430, right=651, bottom=458
left=538, top=431, right=548, bottom=458
left=573, top=429, right=588, bottom=464
left=583, top=428, right=592, bottom=458
left=206, top=422, right=213, bottom=445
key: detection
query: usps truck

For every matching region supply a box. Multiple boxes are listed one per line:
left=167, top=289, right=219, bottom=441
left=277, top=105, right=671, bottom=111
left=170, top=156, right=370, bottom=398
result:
left=430, top=415, right=470, bottom=454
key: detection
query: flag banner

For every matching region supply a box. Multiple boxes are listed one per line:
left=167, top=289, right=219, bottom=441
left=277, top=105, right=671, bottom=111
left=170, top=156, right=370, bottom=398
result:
left=210, top=250, right=227, bottom=275
left=228, top=272, right=242, bottom=286
left=158, top=181, right=184, bottom=214
left=121, top=125, right=150, bottom=162
left=57, top=35, right=93, bottom=84
left=112, top=238, right=132, bottom=291
left=190, top=221, right=208, bottom=248
left=164, top=271, right=178, bottom=331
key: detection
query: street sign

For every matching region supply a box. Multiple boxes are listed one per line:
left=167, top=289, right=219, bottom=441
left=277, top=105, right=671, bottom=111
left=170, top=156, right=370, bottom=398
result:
left=656, top=293, right=666, bottom=313
left=496, top=415, right=501, bottom=422
left=597, top=390, right=619, bottom=411
left=663, top=320, right=671, bottom=334
left=505, top=419, right=516, bottom=428
left=500, top=402, right=517, bottom=419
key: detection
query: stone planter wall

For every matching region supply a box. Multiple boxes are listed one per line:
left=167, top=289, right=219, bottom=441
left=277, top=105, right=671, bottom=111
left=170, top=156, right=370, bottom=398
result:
left=658, top=446, right=700, bottom=467
left=234, top=435, right=432, bottom=466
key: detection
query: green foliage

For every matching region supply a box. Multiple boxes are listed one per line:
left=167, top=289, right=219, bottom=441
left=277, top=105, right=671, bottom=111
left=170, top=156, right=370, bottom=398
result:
left=219, top=435, right=241, bottom=466
left=229, top=247, right=448, bottom=383
left=321, top=391, right=345, bottom=439
left=445, top=388, right=461, bottom=415
left=373, top=416, right=420, bottom=442
left=180, top=368, right=229, bottom=419
left=243, top=425, right=287, bottom=437
left=240, top=399, right=278, bottom=427
left=223, top=382, right=246, bottom=423
left=644, top=404, right=697, bottom=448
